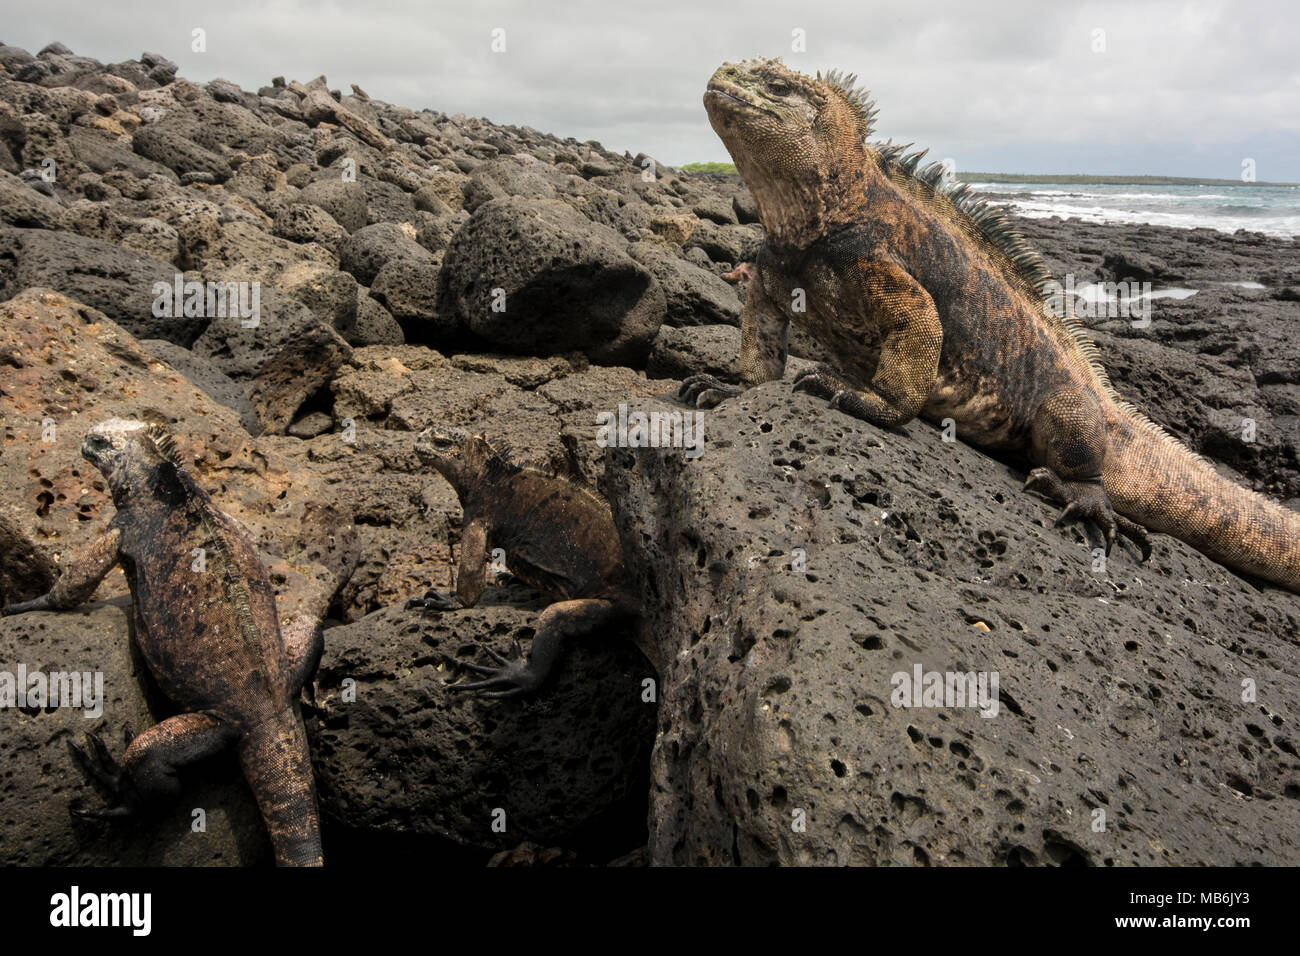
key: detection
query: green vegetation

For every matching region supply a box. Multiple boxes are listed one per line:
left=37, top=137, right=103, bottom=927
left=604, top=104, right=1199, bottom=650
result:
left=957, top=172, right=1298, bottom=187
left=680, top=161, right=737, bottom=174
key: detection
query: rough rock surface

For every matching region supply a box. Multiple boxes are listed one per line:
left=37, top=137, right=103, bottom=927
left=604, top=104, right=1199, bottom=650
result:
left=0, top=289, right=354, bottom=630
left=309, top=597, right=656, bottom=854
left=0, top=601, right=275, bottom=865
left=604, top=381, right=1300, bottom=865
left=437, top=196, right=665, bottom=364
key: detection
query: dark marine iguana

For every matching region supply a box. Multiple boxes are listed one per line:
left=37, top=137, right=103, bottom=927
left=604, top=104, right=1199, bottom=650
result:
left=406, top=426, right=639, bottom=697
left=2, top=419, right=325, bottom=865
left=680, top=56, right=1300, bottom=593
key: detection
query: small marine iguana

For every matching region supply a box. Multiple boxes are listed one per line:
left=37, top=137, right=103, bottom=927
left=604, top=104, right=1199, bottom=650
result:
left=681, top=56, right=1300, bottom=592
left=2, top=419, right=325, bottom=866
left=406, top=426, right=638, bottom=697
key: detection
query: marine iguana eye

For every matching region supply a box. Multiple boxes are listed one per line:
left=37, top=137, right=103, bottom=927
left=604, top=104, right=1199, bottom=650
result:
left=767, top=79, right=793, bottom=96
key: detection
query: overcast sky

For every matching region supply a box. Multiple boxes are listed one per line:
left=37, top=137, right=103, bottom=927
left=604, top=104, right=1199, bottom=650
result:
left=4, top=0, right=1299, bottom=179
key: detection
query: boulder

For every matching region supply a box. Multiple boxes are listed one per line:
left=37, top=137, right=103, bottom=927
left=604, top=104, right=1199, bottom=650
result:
left=0, top=288, right=356, bottom=628
left=0, top=227, right=202, bottom=345
left=629, top=240, right=741, bottom=327
left=338, top=221, right=433, bottom=286
left=294, top=179, right=368, bottom=233
left=0, top=169, right=66, bottom=228
left=369, top=258, right=447, bottom=341
left=132, top=121, right=231, bottom=183
left=190, top=287, right=352, bottom=434
left=309, top=599, right=656, bottom=853
left=437, top=196, right=665, bottom=365
left=603, top=381, right=1300, bottom=866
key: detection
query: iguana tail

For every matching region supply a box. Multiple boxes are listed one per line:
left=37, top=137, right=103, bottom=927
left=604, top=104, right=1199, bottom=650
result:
left=1104, top=408, right=1300, bottom=593
left=237, top=711, right=324, bottom=866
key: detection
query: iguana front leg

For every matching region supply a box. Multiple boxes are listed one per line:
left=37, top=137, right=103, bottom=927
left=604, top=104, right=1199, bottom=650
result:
left=406, top=517, right=489, bottom=613
left=680, top=266, right=788, bottom=408
left=453, top=597, right=627, bottom=699
left=68, top=712, right=232, bottom=818
left=1025, top=387, right=1151, bottom=558
left=792, top=261, right=942, bottom=428
left=2, top=528, right=122, bottom=615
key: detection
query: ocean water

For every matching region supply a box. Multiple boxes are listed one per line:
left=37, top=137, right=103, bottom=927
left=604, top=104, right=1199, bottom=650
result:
left=967, top=181, right=1300, bottom=239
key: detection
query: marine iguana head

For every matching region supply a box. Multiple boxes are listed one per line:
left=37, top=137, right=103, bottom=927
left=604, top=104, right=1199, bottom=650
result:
left=704, top=57, right=876, bottom=244
left=81, top=418, right=182, bottom=502
left=414, top=425, right=512, bottom=499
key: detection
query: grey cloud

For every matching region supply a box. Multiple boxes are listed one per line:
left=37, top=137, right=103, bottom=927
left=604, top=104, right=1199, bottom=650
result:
left=4, top=0, right=1297, bottom=177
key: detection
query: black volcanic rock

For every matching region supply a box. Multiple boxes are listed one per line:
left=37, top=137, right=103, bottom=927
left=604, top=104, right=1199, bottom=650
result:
left=437, top=195, right=665, bottom=365
left=603, top=380, right=1300, bottom=866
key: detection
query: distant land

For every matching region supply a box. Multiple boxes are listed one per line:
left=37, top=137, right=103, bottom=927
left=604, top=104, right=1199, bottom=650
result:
left=958, top=172, right=1299, bottom=187
left=680, top=162, right=739, bottom=174
left=678, top=162, right=1298, bottom=188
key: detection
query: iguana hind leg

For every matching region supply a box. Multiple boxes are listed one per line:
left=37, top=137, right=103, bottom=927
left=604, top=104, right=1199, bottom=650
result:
left=1026, top=387, right=1151, bottom=558
left=69, top=711, right=231, bottom=819
left=453, top=598, right=627, bottom=699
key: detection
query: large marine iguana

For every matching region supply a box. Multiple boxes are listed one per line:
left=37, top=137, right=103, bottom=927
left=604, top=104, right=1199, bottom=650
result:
left=406, top=426, right=639, bottom=697
left=2, top=419, right=325, bottom=866
left=680, top=56, right=1300, bottom=592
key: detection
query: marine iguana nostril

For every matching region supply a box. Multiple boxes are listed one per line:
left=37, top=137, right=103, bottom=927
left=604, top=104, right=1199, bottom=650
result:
left=3, top=418, right=325, bottom=866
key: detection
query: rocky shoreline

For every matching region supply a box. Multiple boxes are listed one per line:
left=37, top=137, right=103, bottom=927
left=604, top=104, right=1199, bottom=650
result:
left=0, top=41, right=1297, bottom=865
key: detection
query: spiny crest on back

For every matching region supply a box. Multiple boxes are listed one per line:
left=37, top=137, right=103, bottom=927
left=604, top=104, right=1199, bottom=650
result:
left=473, top=432, right=610, bottom=509
left=872, top=138, right=1056, bottom=299
left=146, top=423, right=183, bottom=467
left=878, top=141, right=1207, bottom=462
left=816, top=68, right=878, bottom=140
left=815, top=68, right=1206, bottom=464
left=474, top=433, right=523, bottom=478
left=813, top=69, right=1052, bottom=297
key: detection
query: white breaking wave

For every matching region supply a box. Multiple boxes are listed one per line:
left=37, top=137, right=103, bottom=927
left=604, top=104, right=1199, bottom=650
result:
left=984, top=197, right=1300, bottom=239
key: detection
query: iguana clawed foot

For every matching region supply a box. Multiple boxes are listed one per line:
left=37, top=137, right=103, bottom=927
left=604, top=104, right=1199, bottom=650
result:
left=405, top=588, right=461, bottom=613
left=67, top=729, right=141, bottom=820
left=1024, top=467, right=1152, bottom=560
left=679, top=374, right=741, bottom=409
left=451, top=640, right=544, bottom=699
left=791, top=365, right=873, bottom=421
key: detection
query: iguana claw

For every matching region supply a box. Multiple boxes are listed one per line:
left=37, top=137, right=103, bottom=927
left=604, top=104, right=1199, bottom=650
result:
left=1024, top=467, right=1152, bottom=560
left=67, top=732, right=141, bottom=819
left=451, top=642, right=542, bottom=698
left=791, top=364, right=851, bottom=401
left=678, top=374, right=740, bottom=409
left=792, top=366, right=880, bottom=422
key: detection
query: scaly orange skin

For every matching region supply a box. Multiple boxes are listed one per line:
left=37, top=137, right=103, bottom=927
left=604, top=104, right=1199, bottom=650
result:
left=682, top=57, right=1300, bottom=593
